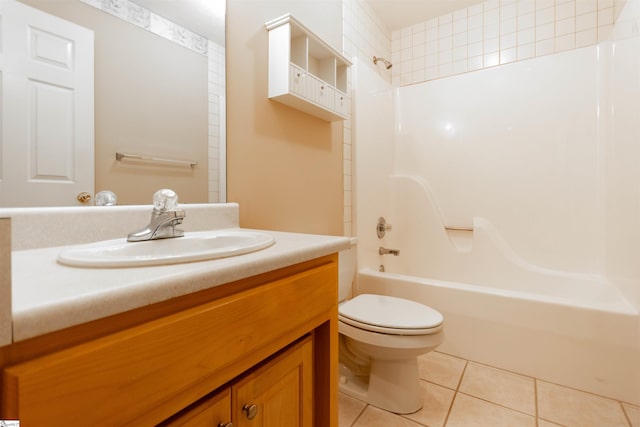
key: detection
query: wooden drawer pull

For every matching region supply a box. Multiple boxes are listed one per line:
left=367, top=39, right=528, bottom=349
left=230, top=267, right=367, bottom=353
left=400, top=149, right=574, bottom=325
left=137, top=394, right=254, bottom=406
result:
left=242, top=403, right=258, bottom=420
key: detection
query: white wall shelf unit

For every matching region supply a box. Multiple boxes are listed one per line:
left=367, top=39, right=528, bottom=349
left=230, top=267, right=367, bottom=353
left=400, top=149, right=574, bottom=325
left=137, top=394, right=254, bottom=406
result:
left=265, top=14, right=351, bottom=122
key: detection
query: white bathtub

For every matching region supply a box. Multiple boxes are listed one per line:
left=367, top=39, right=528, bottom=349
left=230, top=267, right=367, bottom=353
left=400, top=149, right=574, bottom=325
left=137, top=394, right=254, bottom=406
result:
left=355, top=268, right=640, bottom=405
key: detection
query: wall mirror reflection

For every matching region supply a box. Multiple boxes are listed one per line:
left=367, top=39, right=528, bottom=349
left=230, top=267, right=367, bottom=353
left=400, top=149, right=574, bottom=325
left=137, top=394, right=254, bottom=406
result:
left=0, top=0, right=226, bottom=207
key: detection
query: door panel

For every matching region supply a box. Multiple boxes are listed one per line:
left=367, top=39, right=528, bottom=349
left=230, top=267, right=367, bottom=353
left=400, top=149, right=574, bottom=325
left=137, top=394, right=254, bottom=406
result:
left=1, top=0, right=94, bottom=207
left=29, top=80, right=75, bottom=181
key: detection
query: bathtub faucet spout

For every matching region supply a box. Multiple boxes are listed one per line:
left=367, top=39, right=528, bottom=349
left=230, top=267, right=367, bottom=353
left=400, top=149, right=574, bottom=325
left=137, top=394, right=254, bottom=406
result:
left=379, top=247, right=400, bottom=256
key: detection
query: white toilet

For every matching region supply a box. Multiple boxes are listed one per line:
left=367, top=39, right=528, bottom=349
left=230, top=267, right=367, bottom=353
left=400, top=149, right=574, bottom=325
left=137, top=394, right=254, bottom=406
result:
left=338, top=239, right=444, bottom=414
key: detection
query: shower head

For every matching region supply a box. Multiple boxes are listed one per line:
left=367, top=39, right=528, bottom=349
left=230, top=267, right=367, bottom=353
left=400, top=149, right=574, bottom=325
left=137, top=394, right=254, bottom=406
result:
left=373, top=56, right=392, bottom=69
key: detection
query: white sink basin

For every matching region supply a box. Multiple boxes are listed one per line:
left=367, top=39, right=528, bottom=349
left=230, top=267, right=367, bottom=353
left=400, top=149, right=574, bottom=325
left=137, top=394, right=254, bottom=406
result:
left=57, top=229, right=275, bottom=268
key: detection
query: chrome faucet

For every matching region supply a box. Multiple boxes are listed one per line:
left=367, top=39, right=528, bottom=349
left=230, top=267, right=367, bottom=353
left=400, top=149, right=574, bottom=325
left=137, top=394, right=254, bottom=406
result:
left=379, top=247, right=400, bottom=256
left=127, top=189, right=185, bottom=242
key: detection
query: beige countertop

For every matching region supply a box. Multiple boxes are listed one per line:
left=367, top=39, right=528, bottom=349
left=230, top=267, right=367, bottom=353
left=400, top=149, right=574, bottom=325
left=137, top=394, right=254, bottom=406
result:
left=12, top=229, right=350, bottom=341
left=2, top=203, right=350, bottom=343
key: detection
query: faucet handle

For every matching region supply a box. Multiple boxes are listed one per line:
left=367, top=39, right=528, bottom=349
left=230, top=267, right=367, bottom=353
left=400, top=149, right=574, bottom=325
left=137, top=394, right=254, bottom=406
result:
left=95, top=190, right=117, bottom=206
left=153, top=189, right=179, bottom=212
left=377, top=217, right=392, bottom=239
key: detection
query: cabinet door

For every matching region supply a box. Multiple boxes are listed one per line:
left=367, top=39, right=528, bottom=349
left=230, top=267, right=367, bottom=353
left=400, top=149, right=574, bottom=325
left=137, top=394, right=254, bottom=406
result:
left=233, top=337, right=313, bottom=427
left=160, top=389, right=232, bottom=427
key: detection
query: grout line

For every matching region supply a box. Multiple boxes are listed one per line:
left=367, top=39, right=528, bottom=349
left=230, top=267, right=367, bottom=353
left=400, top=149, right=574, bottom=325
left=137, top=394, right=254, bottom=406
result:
left=620, top=400, right=633, bottom=427
left=441, top=359, right=469, bottom=426
left=349, top=402, right=368, bottom=427
left=459, top=356, right=536, bottom=381
left=456, top=390, right=537, bottom=419
left=454, top=358, right=469, bottom=391
left=534, top=378, right=539, bottom=427
left=420, top=378, right=458, bottom=393
left=442, top=390, right=458, bottom=427
left=536, top=375, right=628, bottom=404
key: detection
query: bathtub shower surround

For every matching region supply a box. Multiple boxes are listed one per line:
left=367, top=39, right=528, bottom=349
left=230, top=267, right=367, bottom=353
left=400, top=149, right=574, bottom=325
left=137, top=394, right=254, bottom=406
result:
left=391, top=0, right=627, bottom=86
left=390, top=47, right=603, bottom=278
left=354, top=0, right=640, bottom=406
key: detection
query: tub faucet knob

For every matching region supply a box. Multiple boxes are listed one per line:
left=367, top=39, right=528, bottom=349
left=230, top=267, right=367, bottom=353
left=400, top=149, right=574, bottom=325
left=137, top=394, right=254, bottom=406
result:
left=377, top=217, right=392, bottom=238
left=379, top=247, right=400, bottom=256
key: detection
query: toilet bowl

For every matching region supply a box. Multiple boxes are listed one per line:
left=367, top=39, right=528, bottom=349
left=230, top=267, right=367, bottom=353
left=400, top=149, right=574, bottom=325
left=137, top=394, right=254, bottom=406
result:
left=338, top=239, right=444, bottom=414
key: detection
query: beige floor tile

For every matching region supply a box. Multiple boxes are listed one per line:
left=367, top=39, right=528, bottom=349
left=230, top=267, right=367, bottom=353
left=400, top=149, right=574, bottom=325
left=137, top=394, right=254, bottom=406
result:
left=402, top=380, right=455, bottom=427
left=538, top=419, right=565, bottom=427
left=623, top=402, right=640, bottom=427
left=418, top=351, right=466, bottom=389
left=446, top=393, right=536, bottom=427
left=537, top=381, right=629, bottom=427
left=352, top=405, right=424, bottom=427
left=338, top=392, right=367, bottom=427
left=458, top=362, right=536, bottom=415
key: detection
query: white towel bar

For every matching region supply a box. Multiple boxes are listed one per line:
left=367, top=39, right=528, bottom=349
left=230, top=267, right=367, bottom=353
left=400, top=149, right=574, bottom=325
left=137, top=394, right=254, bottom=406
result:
left=115, top=152, right=197, bottom=168
left=444, top=226, right=474, bottom=231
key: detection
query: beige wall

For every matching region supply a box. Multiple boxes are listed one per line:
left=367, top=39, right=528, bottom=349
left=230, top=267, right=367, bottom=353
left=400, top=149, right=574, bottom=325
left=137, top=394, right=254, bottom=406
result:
left=226, top=0, right=344, bottom=235
left=18, top=0, right=208, bottom=205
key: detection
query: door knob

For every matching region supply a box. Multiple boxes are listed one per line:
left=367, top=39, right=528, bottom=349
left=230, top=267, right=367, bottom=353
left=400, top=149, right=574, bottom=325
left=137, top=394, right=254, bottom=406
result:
left=77, top=192, right=92, bottom=204
left=242, top=403, right=258, bottom=420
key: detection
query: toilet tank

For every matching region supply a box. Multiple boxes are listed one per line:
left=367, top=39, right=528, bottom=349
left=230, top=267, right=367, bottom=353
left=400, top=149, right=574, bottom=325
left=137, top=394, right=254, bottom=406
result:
left=338, top=237, right=358, bottom=302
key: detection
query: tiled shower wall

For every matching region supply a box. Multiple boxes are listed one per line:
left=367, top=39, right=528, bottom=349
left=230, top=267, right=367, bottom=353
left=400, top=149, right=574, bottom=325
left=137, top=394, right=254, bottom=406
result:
left=343, top=0, right=392, bottom=81
left=391, top=0, right=627, bottom=86
left=341, top=0, right=393, bottom=236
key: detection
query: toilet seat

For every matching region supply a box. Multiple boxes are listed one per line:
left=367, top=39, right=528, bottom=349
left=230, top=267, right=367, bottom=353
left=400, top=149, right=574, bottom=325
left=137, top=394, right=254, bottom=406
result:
left=339, top=294, right=443, bottom=336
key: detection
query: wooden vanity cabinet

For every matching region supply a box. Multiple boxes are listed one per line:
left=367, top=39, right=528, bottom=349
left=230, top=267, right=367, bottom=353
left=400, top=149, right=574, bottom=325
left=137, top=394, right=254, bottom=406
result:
left=0, top=255, right=338, bottom=427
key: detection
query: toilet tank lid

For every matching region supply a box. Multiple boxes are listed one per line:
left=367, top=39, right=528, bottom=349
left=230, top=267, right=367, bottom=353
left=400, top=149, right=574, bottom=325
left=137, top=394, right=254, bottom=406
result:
left=339, top=294, right=443, bottom=330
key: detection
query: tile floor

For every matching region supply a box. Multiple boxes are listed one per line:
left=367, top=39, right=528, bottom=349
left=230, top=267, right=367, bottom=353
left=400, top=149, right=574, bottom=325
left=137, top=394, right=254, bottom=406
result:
left=339, top=351, right=640, bottom=427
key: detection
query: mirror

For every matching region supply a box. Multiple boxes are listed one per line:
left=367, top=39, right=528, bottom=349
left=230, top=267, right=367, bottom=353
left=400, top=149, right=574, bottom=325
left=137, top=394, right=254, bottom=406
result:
left=3, top=0, right=225, bottom=206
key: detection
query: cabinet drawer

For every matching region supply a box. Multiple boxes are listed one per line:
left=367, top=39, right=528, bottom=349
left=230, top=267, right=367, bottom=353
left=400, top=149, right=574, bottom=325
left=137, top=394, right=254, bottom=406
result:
left=305, top=75, right=334, bottom=111
left=318, top=84, right=335, bottom=111
left=289, top=64, right=306, bottom=98
left=305, top=74, right=321, bottom=103
left=335, top=90, right=348, bottom=116
left=2, top=260, right=337, bottom=426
